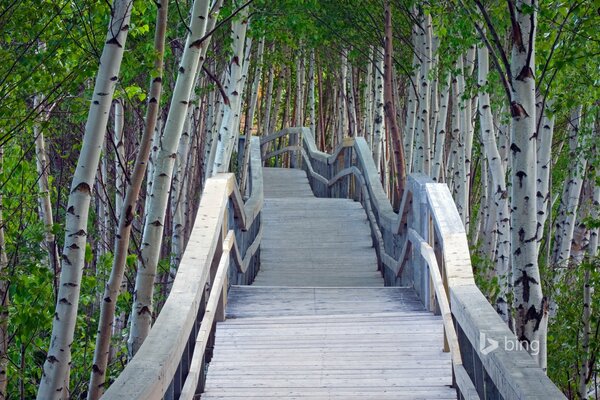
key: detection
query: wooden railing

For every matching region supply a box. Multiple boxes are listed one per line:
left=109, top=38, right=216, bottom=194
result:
left=103, top=137, right=263, bottom=399
left=261, top=127, right=565, bottom=400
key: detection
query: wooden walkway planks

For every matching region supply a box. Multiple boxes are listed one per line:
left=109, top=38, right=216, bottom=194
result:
left=202, top=168, right=456, bottom=399
left=256, top=167, right=381, bottom=287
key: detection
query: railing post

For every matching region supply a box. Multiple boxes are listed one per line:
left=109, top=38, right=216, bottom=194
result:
left=290, top=129, right=298, bottom=168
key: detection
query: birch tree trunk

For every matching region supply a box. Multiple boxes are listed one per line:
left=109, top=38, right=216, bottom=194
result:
left=37, top=1, right=133, bottom=397
left=413, top=12, right=432, bottom=175
left=128, top=0, right=213, bottom=358
left=170, top=104, right=193, bottom=281
left=88, top=1, right=168, bottom=397
left=551, top=106, right=586, bottom=270
left=372, top=51, right=385, bottom=173
left=212, top=7, right=250, bottom=174
left=33, top=95, right=60, bottom=276
left=241, top=37, right=265, bottom=195
left=478, top=44, right=511, bottom=324
left=113, top=99, right=125, bottom=221
left=384, top=0, right=405, bottom=200
left=536, top=97, right=554, bottom=252
left=309, top=49, right=316, bottom=137
left=454, top=55, right=468, bottom=227
left=432, top=75, right=450, bottom=181
left=262, top=62, right=275, bottom=137
left=294, top=50, right=305, bottom=127
left=581, top=158, right=599, bottom=396
left=346, top=55, right=358, bottom=137
left=508, top=0, right=547, bottom=369
left=364, top=46, right=374, bottom=144
left=98, top=138, right=110, bottom=256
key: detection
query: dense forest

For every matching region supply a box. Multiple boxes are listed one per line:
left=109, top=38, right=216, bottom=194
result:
left=0, top=0, right=598, bottom=398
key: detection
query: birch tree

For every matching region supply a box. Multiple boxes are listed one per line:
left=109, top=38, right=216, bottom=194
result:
left=37, top=1, right=133, bottom=397
left=506, top=0, right=547, bottom=369
left=128, top=0, right=214, bottom=357
left=212, top=6, right=250, bottom=175
left=33, top=94, right=60, bottom=276
left=372, top=50, right=385, bottom=172
left=477, top=43, right=511, bottom=324
left=383, top=0, right=406, bottom=200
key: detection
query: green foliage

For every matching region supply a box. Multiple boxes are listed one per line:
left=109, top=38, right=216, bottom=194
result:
left=548, top=256, right=600, bottom=396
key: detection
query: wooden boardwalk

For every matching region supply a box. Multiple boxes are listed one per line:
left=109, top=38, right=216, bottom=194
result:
left=202, top=168, right=455, bottom=399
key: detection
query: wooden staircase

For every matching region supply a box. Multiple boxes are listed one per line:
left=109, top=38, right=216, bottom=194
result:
left=202, top=168, right=455, bottom=399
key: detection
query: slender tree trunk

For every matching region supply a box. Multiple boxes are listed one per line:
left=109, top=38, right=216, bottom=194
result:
left=552, top=106, right=586, bottom=269
left=346, top=53, right=358, bottom=136
left=478, top=44, right=511, bottom=325
left=508, top=0, right=547, bottom=369
left=294, top=49, right=304, bottom=126
left=373, top=50, right=385, bottom=173
left=270, top=69, right=284, bottom=135
left=98, top=137, right=110, bottom=256
left=364, top=46, right=374, bottom=144
left=87, top=1, right=168, bottom=398
left=308, top=49, right=316, bottom=136
left=383, top=0, right=405, bottom=201
left=212, top=7, right=250, bottom=174
left=317, top=58, right=326, bottom=150
left=536, top=97, right=554, bottom=252
left=432, top=75, right=450, bottom=181
left=113, top=99, right=125, bottom=221
left=170, top=104, right=193, bottom=281
left=262, top=62, right=275, bottom=137
left=37, top=1, right=133, bottom=398
left=454, top=55, right=469, bottom=226
left=413, top=12, right=432, bottom=175
left=128, top=0, right=213, bottom=359
left=241, top=37, right=265, bottom=194
left=33, top=95, right=60, bottom=278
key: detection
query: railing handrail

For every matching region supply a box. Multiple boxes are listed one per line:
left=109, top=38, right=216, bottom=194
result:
left=261, top=127, right=565, bottom=400
left=103, top=137, right=264, bottom=399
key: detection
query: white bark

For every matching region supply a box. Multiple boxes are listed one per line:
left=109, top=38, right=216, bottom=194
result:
left=99, top=136, right=110, bottom=255
left=346, top=54, right=358, bottom=136
left=128, top=0, right=213, bottom=358
left=413, top=13, right=432, bottom=175
left=212, top=7, right=250, bottom=174
left=309, top=49, right=316, bottom=136
left=114, top=99, right=125, bottom=222
left=33, top=95, right=60, bottom=273
left=262, top=63, right=275, bottom=137
left=432, top=75, right=450, bottom=182
left=552, top=106, right=586, bottom=269
left=364, top=46, right=374, bottom=143
left=373, top=51, right=385, bottom=173
left=535, top=97, right=554, bottom=252
left=37, top=1, right=132, bottom=397
left=240, top=37, right=265, bottom=195
left=478, top=44, right=510, bottom=324
left=455, top=55, right=468, bottom=227
left=88, top=2, right=169, bottom=397
left=509, top=0, right=546, bottom=369
left=144, top=116, right=161, bottom=224
left=232, top=35, right=253, bottom=149
left=294, top=50, right=305, bottom=126
left=339, top=51, right=348, bottom=140
left=170, top=104, right=193, bottom=280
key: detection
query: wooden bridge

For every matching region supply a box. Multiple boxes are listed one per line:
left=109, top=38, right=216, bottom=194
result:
left=103, top=128, right=565, bottom=399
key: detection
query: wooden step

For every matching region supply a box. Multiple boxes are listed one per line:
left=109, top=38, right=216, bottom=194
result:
left=203, top=286, right=455, bottom=399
